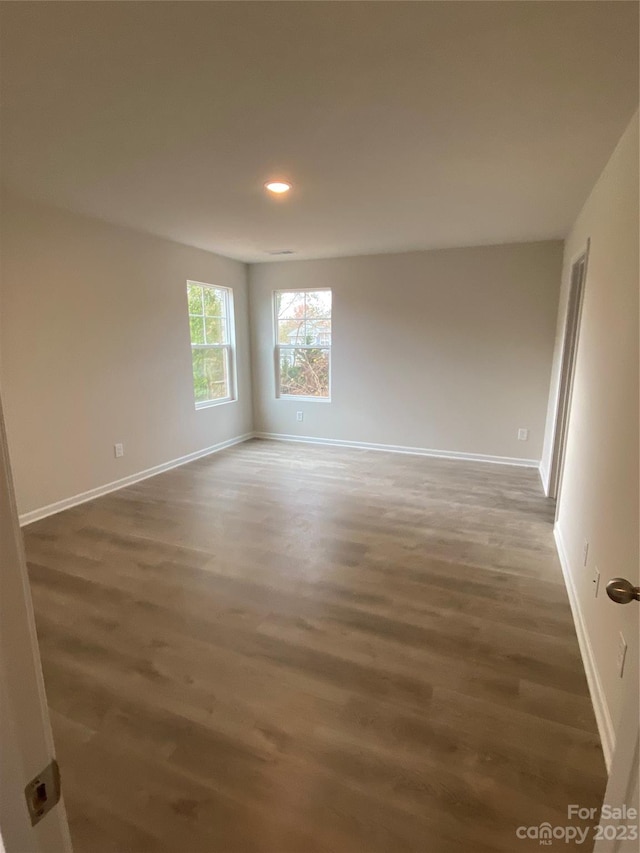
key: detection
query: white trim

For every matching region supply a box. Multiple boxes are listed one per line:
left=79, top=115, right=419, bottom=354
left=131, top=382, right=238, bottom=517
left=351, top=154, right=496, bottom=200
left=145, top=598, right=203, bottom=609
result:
left=254, top=432, right=540, bottom=468
left=18, top=433, right=254, bottom=527
left=195, top=397, right=235, bottom=410
left=277, top=396, right=331, bottom=404
left=553, top=523, right=615, bottom=769
left=273, top=286, right=332, bottom=294
left=546, top=240, right=590, bottom=504
left=538, top=459, right=550, bottom=495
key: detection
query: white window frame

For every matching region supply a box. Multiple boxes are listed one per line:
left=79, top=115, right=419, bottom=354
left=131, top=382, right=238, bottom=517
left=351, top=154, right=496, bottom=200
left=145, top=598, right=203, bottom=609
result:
left=187, top=280, right=236, bottom=409
left=274, top=288, right=332, bottom=402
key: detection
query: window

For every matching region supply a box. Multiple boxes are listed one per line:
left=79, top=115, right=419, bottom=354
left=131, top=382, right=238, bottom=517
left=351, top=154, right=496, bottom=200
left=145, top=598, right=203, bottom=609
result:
left=275, top=289, right=331, bottom=399
left=186, top=281, right=235, bottom=407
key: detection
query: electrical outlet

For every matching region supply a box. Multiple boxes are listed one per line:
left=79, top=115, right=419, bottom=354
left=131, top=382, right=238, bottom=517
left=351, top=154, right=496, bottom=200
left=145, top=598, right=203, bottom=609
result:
left=592, top=566, right=600, bottom=597
left=517, top=428, right=529, bottom=441
left=583, top=540, right=589, bottom=566
left=114, top=443, right=124, bottom=458
left=296, top=411, right=304, bottom=422
left=616, top=632, right=627, bottom=678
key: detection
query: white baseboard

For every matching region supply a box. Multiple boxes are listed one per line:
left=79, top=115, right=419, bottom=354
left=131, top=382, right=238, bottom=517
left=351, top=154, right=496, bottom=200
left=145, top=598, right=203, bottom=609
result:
left=554, top=524, right=615, bottom=769
left=18, top=433, right=254, bottom=527
left=254, top=432, right=540, bottom=468
left=20, top=430, right=539, bottom=526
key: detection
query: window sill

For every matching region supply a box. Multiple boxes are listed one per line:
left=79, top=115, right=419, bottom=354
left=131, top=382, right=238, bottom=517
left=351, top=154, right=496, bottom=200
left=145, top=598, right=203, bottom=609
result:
left=277, top=396, right=331, bottom=403
left=195, top=398, right=236, bottom=411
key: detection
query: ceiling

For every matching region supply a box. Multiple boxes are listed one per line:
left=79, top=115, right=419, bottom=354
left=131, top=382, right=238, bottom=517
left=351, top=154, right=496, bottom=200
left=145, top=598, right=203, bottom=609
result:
left=1, top=2, right=638, bottom=263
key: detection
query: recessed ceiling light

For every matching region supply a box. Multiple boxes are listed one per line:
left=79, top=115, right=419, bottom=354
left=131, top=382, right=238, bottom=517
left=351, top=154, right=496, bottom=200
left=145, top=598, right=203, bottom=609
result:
left=265, top=181, right=292, bottom=194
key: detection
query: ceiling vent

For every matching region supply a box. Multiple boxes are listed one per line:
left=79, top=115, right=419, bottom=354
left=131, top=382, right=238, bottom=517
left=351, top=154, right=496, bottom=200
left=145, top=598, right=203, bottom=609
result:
left=268, top=249, right=295, bottom=256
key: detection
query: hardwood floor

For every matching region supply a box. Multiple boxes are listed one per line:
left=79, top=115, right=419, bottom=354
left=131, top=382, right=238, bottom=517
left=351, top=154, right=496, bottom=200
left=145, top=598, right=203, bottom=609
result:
left=23, top=439, right=606, bottom=852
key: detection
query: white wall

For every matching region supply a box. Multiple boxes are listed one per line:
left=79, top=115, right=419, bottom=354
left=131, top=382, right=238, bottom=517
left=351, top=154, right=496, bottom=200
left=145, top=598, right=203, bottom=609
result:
left=0, top=195, right=253, bottom=517
left=249, top=242, right=562, bottom=462
left=542, top=112, right=638, bottom=763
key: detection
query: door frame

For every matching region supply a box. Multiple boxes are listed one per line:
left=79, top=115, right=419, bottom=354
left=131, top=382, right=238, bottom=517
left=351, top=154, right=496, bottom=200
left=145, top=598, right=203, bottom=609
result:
left=0, top=393, right=72, bottom=853
left=548, top=241, right=590, bottom=504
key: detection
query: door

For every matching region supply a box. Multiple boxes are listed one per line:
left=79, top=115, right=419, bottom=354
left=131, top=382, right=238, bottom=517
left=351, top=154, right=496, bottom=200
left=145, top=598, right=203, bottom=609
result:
left=0, top=394, right=72, bottom=852
left=549, top=246, right=589, bottom=502
left=594, top=578, right=640, bottom=852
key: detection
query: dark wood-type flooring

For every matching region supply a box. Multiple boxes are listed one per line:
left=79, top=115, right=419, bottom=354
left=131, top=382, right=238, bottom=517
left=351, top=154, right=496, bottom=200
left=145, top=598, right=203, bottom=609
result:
left=23, top=439, right=607, bottom=852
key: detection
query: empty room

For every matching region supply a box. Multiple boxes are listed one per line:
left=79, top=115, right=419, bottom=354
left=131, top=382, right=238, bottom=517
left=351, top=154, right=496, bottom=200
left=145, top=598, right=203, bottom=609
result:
left=1, top=2, right=638, bottom=852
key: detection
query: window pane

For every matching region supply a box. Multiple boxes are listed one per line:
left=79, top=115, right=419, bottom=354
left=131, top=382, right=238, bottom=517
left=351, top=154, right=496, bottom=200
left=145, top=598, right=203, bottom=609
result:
left=205, top=317, right=226, bottom=344
left=277, top=319, right=307, bottom=345
left=192, top=347, right=229, bottom=402
left=276, top=291, right=305, bottom=320
left=203, top=287, right=225, bottom=317
left=189, top=316, right=205, bottom=344
left=188, top=284, right=203, bottom=315
left=279, top=348, right=330, bottom=398
left=306, top=318, right=331, bottom=345
left=306, top=291, right=331, bottom=318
